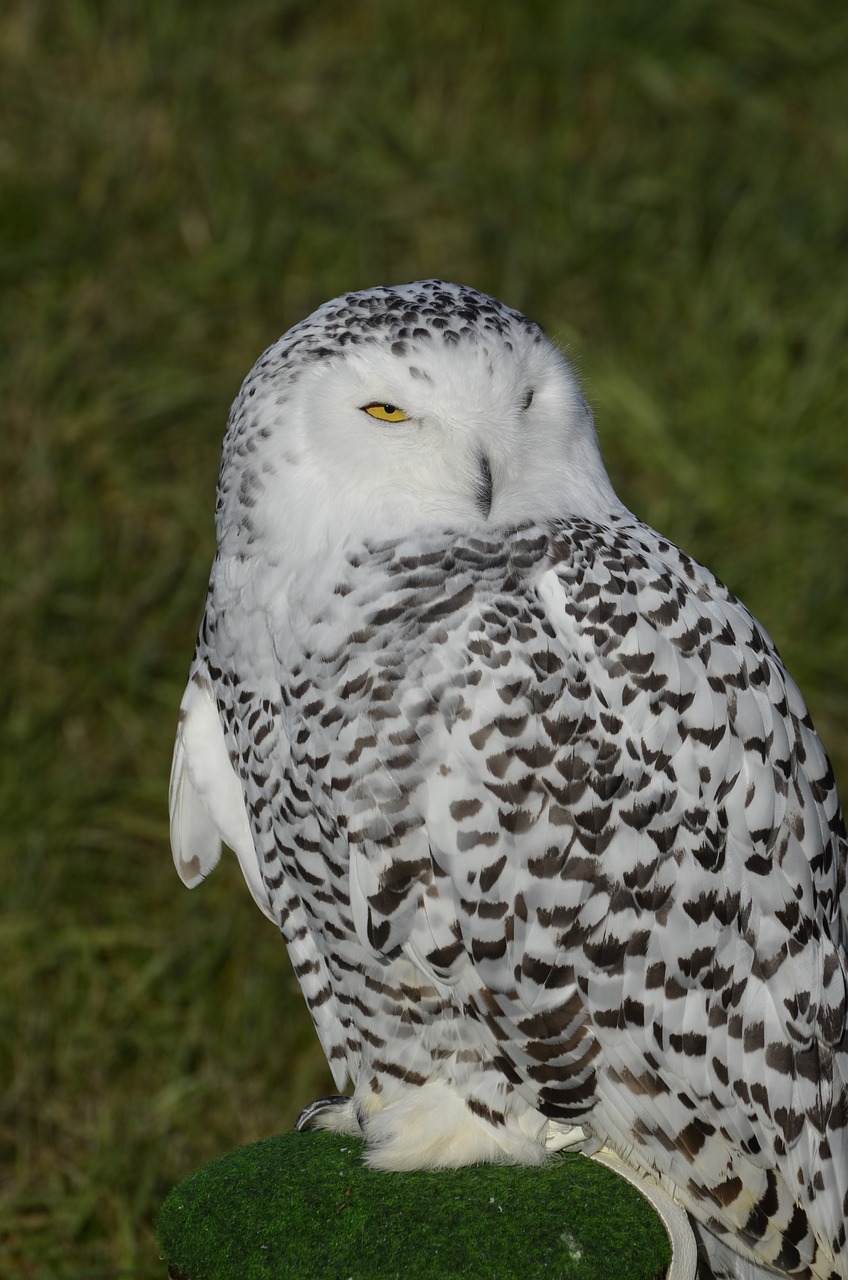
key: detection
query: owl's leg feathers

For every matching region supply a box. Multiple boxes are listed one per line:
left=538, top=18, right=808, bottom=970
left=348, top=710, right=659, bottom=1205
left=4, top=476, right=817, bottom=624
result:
left=345, top=1078, right=548, bottom=1171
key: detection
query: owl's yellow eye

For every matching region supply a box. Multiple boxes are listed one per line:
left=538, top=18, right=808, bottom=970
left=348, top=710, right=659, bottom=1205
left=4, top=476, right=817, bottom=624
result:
left=362, top=403, right=408, bottom=423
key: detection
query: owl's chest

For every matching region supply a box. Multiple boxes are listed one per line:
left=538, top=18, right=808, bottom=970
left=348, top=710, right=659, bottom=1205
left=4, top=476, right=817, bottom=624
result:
left=272, top=551, right=475, bottom=744
left=273, top=609, right=441, bottom=840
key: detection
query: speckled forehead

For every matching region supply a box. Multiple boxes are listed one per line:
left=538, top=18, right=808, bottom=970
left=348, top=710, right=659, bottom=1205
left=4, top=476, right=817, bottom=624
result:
left=317, top=282, right=545, bottom=348
left=248, top=281, right=546, bottom=389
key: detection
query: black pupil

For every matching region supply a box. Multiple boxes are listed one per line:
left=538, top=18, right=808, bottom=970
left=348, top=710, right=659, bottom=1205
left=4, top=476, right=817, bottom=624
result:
left=382, top=405, right=397, bottom=413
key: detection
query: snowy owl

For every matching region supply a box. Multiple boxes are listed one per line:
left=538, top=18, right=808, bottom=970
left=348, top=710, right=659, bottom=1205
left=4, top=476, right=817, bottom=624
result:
left=170, top=280, right=847, bottom=1280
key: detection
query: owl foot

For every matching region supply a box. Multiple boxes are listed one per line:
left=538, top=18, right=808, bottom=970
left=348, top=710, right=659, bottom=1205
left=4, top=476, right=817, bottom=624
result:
left=295, top=1094, right=358, bottom=1134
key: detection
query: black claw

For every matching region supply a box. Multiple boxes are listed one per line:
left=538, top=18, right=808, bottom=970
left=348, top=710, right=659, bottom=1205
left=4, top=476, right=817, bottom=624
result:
left=295, top=1094, right=351, bottom=1131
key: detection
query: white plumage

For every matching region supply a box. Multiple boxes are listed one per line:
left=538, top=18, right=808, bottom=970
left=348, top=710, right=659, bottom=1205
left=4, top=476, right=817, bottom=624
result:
left=170, top=281, right=848, bottom=1279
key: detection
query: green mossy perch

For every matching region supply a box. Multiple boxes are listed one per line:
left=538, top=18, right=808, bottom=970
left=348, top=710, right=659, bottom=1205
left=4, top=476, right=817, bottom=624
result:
left=157, top=1131, right=672, bottom=1280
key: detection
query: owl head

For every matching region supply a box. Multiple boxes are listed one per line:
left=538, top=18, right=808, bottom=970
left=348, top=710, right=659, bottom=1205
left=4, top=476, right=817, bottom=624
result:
left=215, top=281, right=622, bottom=565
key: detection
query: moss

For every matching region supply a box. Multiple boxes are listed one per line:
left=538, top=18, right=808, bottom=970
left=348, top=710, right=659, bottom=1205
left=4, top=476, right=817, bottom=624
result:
left=157, top=1132, right=671, bottom=1280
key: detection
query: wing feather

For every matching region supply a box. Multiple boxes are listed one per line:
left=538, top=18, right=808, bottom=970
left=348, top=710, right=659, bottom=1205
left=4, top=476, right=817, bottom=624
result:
left=169, top=667, right=274, bottom=920
left=333, top=519, right=846, bottom=1273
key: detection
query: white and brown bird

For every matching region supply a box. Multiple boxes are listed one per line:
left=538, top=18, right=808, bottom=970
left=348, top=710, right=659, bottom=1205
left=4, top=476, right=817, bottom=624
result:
left=170, top=281, right=848, bottom=1279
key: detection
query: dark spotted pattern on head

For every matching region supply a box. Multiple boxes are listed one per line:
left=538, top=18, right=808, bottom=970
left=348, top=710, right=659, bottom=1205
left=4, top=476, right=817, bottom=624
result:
left=194, top=509, right=848, bottom=1280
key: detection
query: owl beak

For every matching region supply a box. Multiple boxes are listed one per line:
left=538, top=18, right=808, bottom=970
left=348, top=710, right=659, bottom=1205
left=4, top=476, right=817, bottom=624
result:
left=475, top=453, right=493, bottom=519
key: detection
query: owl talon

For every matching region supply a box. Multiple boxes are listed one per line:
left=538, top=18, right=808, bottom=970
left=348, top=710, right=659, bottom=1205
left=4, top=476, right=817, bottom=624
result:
left=295, top=1095, right=351, bottom=1132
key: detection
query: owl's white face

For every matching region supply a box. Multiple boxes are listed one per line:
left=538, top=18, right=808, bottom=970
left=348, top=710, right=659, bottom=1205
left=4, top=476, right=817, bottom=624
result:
left=216, top=281, right=622, bottom=568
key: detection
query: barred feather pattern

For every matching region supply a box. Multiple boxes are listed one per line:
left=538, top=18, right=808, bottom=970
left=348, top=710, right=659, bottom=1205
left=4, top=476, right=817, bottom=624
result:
left=187, top=515, right=847, bottom=1279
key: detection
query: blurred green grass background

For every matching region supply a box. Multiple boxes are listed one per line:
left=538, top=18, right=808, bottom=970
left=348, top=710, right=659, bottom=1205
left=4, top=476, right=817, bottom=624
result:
left=1, top=1, right=846, bottom=1275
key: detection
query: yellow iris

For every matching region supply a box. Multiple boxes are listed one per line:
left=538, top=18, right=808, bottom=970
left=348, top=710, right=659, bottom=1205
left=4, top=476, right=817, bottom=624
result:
left=362, top=403, right=408, bottom=422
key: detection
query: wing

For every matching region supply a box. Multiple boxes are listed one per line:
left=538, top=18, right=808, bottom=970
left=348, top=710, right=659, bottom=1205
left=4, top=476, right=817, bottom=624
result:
left=525, top=523, right=848, bottom=1277
left=317, top=519, right=847, bottom=1277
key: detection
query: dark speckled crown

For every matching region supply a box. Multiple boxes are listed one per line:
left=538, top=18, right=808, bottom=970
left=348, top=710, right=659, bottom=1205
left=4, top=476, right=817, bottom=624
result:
left=252, top=280, right=546, bottom=376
